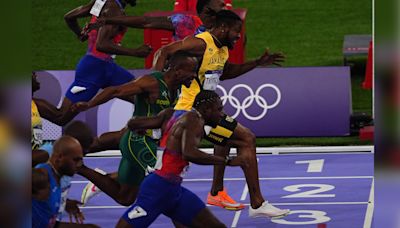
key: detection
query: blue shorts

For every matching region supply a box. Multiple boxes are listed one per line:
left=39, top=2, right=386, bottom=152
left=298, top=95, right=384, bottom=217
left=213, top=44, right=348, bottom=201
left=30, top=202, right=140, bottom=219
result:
left=122, top=173, right=205, bottom=227
left=65, top=55, right=135, bottom=103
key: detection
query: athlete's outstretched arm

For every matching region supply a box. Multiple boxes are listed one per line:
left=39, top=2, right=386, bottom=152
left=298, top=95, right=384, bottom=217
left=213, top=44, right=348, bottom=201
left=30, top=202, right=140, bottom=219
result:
left=152, top=36, right=206, bottom=71
left=220, top=49, right=285, bottom=80
left=71, top=76, right=156, bottom=112
left=99, top=16, right=174, bottom=31
left=127, top=108, right=174, bottom=131
left=96, top=23, right=152, bottom=57
left=95, top=5, right=152, bottom=57
left=180, top=113, right=227, bottom=166
left=64, top=0, right=95, bottom=41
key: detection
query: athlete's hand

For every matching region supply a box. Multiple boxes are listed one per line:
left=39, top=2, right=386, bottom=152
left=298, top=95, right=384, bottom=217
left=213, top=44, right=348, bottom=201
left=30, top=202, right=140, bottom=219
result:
left=134, top=44, right=153, bottom=58
left=256, top=49, right=285, bottom=67
left=71, top=102, right=90, bottom=112
left=80, top=22, right=102, bottom=42
left=79, top=23, right=90, bottom=42
left=65, top=199, right=85, bottom=224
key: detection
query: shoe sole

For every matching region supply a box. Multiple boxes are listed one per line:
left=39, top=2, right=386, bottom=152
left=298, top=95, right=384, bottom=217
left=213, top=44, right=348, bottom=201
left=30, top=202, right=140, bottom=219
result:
left=249, top=210, right=291, bottom=219
left=207, top=200, right=245, bottom=211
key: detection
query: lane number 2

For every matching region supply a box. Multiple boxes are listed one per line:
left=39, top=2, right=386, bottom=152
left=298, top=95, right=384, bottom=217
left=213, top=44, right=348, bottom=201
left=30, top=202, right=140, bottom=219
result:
left=282, top=184, right=336, bottom=198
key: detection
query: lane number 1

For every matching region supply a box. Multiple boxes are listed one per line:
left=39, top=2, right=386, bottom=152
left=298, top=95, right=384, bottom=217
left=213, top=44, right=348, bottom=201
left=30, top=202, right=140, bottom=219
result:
left=296, top=159, right=325, bottom=173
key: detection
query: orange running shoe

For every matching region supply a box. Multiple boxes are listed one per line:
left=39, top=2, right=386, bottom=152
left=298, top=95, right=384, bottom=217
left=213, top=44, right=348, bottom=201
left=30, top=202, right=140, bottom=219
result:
left=207, top=188, right=245, bottom=211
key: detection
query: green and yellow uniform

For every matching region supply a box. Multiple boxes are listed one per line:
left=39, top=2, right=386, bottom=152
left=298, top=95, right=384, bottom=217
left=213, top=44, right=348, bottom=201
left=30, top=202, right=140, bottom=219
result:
left=118, top=72, right=177, bottom=185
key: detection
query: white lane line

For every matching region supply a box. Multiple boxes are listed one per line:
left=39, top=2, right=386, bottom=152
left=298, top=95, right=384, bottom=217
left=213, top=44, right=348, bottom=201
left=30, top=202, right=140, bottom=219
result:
left=85, top=146, right=374, bottom=157
left=363, top=178, right=374, bottom=228
left=231, top=184, right=248, bottom=228
left=81, top=201, right=370, bottom=209
left=240, top=185, right=249, bottom=201
left=71, top=176, right=374, bottom=184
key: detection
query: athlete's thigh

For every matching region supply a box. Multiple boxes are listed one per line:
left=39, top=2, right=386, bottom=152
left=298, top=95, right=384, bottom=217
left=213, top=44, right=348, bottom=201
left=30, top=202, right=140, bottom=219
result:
left=121, top=174, right=171, bottom=227
left=118, top=132, right=157, bottom=185
left=66, top=55, right=106, bottom=103
left=108, top=62, right=135, bottom=86
left=166, top=186, right=206, bottom=227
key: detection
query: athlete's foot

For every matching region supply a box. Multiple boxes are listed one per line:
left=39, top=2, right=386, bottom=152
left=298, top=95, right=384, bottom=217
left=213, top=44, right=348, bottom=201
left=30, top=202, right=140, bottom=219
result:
left=81, top=168, right=105, bottom=205
left=207, top=188, right=245, bottom=211
left=248, top=201, right=290, bottom=218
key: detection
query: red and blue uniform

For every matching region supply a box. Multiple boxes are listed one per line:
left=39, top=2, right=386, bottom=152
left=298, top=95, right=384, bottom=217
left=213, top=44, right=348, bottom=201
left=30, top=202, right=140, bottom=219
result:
left=121, top=110, right=206, bottom=227
left=170, top=14, right=205, bottom=41
left=65, top=0, right=135, bottom=103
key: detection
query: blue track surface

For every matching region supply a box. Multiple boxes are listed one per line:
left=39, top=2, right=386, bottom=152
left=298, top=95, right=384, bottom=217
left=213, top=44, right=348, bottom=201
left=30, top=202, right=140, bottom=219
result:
left=64, top=151, right=373, bottom=228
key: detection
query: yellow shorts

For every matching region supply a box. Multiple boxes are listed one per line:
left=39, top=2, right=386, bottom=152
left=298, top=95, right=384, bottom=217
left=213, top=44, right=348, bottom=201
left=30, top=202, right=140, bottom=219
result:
left=205, top=115, right=237, bottom=146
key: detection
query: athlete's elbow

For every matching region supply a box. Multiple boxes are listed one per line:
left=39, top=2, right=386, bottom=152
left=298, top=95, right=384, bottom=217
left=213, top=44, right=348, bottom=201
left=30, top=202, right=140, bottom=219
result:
left=182, top=153, right=196, bottom=163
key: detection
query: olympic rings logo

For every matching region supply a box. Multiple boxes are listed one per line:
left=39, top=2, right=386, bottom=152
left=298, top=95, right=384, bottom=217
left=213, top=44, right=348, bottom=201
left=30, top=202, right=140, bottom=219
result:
left=216, top=84, right=281, bottom=121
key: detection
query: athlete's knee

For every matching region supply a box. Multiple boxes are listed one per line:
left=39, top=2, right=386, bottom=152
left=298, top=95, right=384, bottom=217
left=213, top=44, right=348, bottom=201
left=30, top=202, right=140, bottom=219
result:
left=116, top=192, right=137, bottom=206
left=116, top=197, right=135, bottom=207
left=235, top=124, right=256, bottom=146
left=52, top=113, right=74, bottom=126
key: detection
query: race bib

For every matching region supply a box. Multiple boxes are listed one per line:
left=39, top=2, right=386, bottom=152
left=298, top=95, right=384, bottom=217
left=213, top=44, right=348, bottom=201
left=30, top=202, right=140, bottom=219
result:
left=32, top=127, right=43, bottom=149
left=203, top=70, right=222, bottom=91
left=151, top=128, right=162, bottom=140
left=154, top=148, right=164, bottom=171
left=90, top=0, right=107, bottom=17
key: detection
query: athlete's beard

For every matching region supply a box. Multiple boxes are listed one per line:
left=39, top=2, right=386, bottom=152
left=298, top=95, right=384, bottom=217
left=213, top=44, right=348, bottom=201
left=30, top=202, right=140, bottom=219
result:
left=223, top=38, right=235, bottom=50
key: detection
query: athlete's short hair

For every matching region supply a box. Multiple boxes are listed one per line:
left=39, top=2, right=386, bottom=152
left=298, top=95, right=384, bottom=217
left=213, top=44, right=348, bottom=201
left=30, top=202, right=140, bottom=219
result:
left=64, top=121, right=93, bottom=151
left=168, top=50, right=198, bottom=69
left=193, top=90, right=220, bottom=108
left=215, top=10, right=242, bottom=27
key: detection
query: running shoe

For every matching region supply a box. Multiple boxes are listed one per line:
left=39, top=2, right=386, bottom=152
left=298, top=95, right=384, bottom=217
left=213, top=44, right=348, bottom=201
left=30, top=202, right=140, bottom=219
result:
left=81, top=168, right=105, bottom=205
left=207, top=188, right=245, bottom=211
left=248, top=201, right=290, bottom=218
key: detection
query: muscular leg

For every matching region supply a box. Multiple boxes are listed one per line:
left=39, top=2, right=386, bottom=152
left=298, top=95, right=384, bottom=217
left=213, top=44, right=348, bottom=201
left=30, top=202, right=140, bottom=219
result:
left=226, top=123, right=264, bottom=208
left=190, top=208, right=226, bottom=228
left=78, top=165, right=138, bottom=206
left=115, top=219, right=132, bottom=228
left=34, top=97, right=79, bottom=126
left=87, top=128, right=127, bottom=154
left=210, top=145, right=230, bottom=195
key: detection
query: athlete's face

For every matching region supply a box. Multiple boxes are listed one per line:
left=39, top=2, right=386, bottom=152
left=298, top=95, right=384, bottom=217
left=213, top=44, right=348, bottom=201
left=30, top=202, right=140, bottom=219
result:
left=58, top=145, right=83, bottom=176
left=224, top=22, right=242, bottom=50
left=176, top=57, right=198, bottom=88
left=205, top=98, right=224, bottom=127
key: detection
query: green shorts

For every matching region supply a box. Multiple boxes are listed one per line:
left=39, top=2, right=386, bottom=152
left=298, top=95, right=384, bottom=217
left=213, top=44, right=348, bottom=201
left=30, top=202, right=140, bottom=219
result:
left=118, top=131, right=158, bottom=186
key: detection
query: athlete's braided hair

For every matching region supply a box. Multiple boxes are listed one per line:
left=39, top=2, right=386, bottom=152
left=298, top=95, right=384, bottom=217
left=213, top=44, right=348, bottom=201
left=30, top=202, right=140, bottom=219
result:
left=193, top=90, right=220, bottom=108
